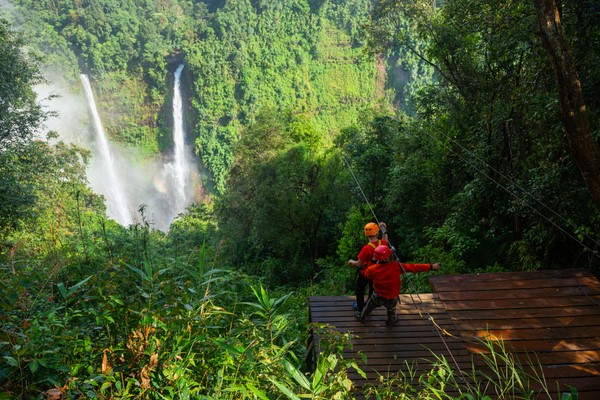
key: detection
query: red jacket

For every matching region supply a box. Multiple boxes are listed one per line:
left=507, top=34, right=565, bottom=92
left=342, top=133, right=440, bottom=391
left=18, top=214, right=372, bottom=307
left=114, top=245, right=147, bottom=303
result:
left=361, top=260, right=431, bottom=299
left=356, top=239, right=389, bottom=266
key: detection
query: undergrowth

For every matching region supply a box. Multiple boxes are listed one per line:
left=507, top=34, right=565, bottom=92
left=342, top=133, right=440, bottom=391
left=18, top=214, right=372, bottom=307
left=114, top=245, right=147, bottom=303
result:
left=0, top=220, right=579, bottom=399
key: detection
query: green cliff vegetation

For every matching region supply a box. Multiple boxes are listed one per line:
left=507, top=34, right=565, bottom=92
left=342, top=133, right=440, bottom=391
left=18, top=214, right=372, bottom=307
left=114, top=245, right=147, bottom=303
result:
left=1, top=0, right=599, bottom=397
left=11, top=0, right=380, bottom=191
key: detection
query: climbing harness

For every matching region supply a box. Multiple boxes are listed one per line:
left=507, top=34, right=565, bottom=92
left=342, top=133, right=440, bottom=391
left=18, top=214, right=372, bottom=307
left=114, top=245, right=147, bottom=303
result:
left=368, top=240, right=382, bottom=249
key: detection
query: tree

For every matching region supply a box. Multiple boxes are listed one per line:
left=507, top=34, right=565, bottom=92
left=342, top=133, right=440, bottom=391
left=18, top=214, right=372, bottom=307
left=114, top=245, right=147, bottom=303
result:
left=217, top=110, right=348, bottom=285
left=533, top=0, right=600, bottom=211
left=365, top=0, right=600, bottom=270
left=0, top=19, right=46, bottom=150
left=0, top=19, right=46, bottom=234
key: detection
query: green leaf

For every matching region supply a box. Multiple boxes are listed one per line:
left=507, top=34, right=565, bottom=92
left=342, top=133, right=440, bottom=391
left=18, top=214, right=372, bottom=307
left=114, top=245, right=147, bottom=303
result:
left=100, top=381, right=112, bottom=392
left=282, top=359, right=310, bottom=390
left=37, top=358, right=49, bottom=367
left=144, top=261, right=153, bottom=280
left=66, top=275, right=93, bottom=296
left=57, top=276, right=93, bottom=299
left=341, top=377, right=352, bottom=391
left=109, top=295, right=124, bottom=305
left=4, top=356, right=18, bottom=367
left=246, top=383, right=269, bottom=400
left=57, top=282, right=68, bottom=299
left=268, top=377, right=302, bottom=400
left=211, top=338, right=244, bottom=355
left=125, top=263, right=150, bottom=282
left=29, top=359, right=39, bottom=373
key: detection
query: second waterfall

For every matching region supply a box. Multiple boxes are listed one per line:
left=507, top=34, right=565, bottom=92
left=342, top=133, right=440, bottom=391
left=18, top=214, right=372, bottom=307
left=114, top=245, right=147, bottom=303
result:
left=169, top=64, right=192, bottom=215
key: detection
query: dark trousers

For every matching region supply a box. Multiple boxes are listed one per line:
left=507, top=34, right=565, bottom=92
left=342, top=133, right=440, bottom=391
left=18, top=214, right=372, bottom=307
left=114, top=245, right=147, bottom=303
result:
left=355, top=273, right=373, bottom=312
left=360, top=292, right=399, bottom=321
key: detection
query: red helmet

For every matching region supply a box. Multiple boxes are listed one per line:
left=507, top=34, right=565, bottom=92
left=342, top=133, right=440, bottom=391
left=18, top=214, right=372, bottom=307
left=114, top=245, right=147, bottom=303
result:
left=364, top=222, right=379, bottom=236
left=373, top=245, right=391, bottom=261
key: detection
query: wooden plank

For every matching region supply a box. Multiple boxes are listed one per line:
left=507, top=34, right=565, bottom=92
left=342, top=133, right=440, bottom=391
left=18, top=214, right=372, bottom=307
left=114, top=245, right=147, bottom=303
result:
left=537, top=362, right=600, bottom=378
left=459, top=337, right=600, bottom=357
left=308, top=294, right=473, bottom=395
left=440, top=295, right=600, bottom=310
left=354, top=335, right=460, bottom=345
left=310, top=269, right=600, bottom=398
left=343, top=348, right=471, bottom=360
left=497, top=337, right=600, bottom=352
left=339, top=330, right=458, bottom=343
left=352, top=336, right=465, bottom=346
left=427, top=269, right=600, bottom=400
left=435, top=285, right=600, bottom=301
left=431, top=276, right=599, bottom=292
left=445, top=305, right=600, bottom=319
left=429, top=268, right=593, bottom=283
left=467, top=347, right=600, bottom=365
left=453, top=327, right=600, bottom=342
left=310, top=310, right=450, bottom=320
left=309, top=294, right=441, bottom=302
left=451, top=315, right=600, bottom=330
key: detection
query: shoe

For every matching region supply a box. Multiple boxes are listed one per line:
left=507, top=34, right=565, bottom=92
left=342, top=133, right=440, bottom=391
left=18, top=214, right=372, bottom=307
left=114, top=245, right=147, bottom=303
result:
left=385, top=316, right=398, bottom=326
left=351, top=301, right=359, bottom=311
left=354, top=312, right=365, bottom=323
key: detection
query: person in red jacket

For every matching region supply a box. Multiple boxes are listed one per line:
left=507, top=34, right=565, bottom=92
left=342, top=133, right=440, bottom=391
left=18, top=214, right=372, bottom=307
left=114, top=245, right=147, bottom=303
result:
left=356, top=245, right=440, bottom=325
left=348, top=222, right=389, bottom=312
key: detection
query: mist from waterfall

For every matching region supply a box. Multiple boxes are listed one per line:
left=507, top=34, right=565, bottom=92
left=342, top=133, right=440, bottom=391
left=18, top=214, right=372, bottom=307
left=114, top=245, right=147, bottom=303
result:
left=80, top=74, right=133, bottom=226
left=73, top=68, right=199, bottom=231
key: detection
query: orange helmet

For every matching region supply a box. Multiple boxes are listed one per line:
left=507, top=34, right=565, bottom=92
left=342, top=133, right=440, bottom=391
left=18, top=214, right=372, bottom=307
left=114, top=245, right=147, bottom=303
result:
left=364, top=222, right=379, bottom=236
left=373, top=245, right=392, bottom=261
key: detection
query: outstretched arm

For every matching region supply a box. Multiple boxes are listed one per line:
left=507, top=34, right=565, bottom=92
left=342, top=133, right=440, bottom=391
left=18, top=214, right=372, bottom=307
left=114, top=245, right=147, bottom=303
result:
left=401, top=262, right=441, bottom=273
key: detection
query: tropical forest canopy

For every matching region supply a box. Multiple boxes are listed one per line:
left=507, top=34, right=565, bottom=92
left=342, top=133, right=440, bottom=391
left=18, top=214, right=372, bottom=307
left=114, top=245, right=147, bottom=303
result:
left=1, top=0, right=599, bottom=398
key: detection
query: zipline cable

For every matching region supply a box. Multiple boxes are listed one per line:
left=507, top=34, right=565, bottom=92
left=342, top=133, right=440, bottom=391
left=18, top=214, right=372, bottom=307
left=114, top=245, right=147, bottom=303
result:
left=339, top=116, right=600, bottom=384
left=418, top=125, right=600, bottom=258
left=338, top=119, right=600, bottom=391
left=391, top=249, right=475, bottom=386
left=340, top=150, right=476, bottom=388
left=341, top=152, right=380, bottom=225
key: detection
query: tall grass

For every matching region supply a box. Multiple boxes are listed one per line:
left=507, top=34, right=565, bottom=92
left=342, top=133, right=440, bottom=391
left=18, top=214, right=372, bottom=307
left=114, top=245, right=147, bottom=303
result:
left=0, top=219, right=579, bottom=399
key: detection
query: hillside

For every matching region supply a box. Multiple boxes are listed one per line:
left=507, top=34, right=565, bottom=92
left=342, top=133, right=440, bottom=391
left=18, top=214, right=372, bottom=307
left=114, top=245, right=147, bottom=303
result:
left=1, top=0, right=600, bottom=398
left=11, top=0, right=383, bottom=193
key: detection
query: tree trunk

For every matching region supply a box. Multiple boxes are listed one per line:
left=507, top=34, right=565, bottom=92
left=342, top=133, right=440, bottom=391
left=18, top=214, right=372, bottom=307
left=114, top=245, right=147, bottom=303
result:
left=533, top=0, right=600, bottom=211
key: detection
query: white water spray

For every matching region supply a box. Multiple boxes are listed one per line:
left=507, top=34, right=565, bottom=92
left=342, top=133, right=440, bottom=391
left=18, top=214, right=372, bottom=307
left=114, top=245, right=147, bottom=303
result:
left=171, top=64, right=189, bottom=212
left=80, top=74, right=133, bottom=226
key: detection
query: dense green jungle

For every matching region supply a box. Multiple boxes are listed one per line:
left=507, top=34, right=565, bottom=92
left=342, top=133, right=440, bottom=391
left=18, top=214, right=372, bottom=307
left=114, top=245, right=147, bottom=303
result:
left=1, top=0, right=599, bottom=398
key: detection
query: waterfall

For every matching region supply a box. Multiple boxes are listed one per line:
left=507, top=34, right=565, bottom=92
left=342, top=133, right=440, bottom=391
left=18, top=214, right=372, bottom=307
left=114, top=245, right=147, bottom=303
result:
left=171, top=64, right=189, bottom=212
left=80, top=74, right=133, bottom=226
left=77, top=66, right=197, bottom=230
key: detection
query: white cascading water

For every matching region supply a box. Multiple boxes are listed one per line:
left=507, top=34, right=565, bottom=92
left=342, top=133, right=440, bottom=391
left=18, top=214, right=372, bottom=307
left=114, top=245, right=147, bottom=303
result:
left=80, top=74, right=133, bottom=226
left=171, top=64, right=189, bottom=213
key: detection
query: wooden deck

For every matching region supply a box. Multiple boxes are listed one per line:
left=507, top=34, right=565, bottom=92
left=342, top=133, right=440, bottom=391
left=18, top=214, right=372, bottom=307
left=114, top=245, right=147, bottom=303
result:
left=307, top=269, right=600, bottom=399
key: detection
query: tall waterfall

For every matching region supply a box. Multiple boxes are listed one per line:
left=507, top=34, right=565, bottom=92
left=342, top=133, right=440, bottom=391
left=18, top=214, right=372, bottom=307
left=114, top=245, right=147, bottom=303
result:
left=80, top=74, right=133, bottom=226
left=171, top=64, right=189, bottom=213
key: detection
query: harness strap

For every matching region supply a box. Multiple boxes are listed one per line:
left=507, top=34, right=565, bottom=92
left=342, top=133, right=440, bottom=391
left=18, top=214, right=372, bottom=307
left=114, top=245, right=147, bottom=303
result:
left=368, top=239, right=381, bottom=249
